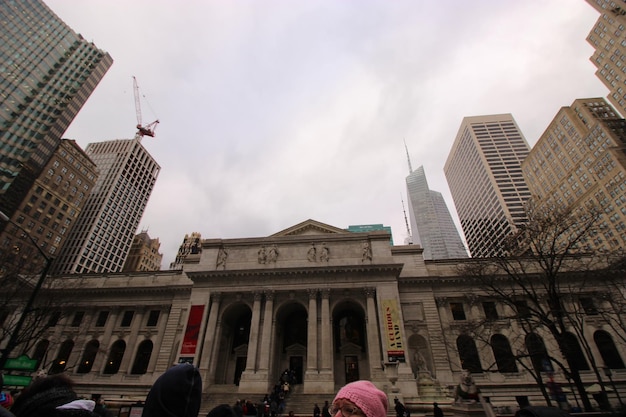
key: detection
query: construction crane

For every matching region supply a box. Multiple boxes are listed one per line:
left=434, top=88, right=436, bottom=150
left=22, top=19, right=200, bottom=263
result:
left=133, top=76, right=159, bottom=139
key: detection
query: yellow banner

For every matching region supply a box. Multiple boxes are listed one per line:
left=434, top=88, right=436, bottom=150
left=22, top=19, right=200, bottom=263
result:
left=382, top=299, right=405, bottom=362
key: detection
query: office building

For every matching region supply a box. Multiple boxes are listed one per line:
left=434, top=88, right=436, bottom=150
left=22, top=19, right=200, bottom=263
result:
left=0, top=0, right=112, bottom=218
left=122, top=230, right=163, bottom=272
left=0, top=139, right=98, bottom=266
left=587, top=0, right=626, bottom=118
left=405, top=165, right=467, bottom=259
left=444, top=114, right=531, bottom=257
left=522, top=98, right=626, bottom=252
left=52, top=139, right=160, bottom=274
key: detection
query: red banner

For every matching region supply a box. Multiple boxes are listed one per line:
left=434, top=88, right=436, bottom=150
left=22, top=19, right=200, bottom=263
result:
left=181, top=305, right=205, bottom=355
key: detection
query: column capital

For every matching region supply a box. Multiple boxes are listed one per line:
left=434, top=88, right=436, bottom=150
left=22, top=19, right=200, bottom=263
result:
left=363, top=287, right=376, bottom=298
left=307, top=289, right=318, bottom=299
left=435, top=297, right=448, bottom=307
left=210, top=292, right=222, bottom=302
left=320, top=288, right=331, bottom=299
left=264, top=290, right=275, bottom=301
left=253, top=291, right=263, bottom=301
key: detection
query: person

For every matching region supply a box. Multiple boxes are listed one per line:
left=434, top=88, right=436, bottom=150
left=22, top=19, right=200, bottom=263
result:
left=142, top=363, right=202, bottom=417
left=393, top=398, right=406, bottom=417
left=331, top=380, right=388, bottom=417
left=206, top=405, right=237, bottom=417
left=10, top=374, right=100, bottom=417
left=433, top=403, right=443, bottom=417
left=313, top=404, right=321, bottom=417
left=92, top=396, right=112, bottom=417
left=321, top=401, right=331, bottom=417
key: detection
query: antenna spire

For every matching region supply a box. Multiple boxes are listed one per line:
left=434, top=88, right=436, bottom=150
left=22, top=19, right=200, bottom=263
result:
left=401, top=194, right=413, bottom=244
left=404, top=139, right=413, bottom=174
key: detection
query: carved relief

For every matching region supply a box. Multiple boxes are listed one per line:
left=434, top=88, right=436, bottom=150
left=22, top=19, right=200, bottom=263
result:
left=216, top=247, right=228, bottom=269
left=319, top=243, right=330, bottom=262
left=307, top=243, right=317, bottom=262
left=361, top=241, right=372, bottom=262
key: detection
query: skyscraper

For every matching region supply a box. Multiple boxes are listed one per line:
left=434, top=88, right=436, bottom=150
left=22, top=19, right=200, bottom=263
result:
left=405, top=163, right=467, bottom=260
left=52, top=139, right=160, bottom=274
left=444, top=114, right=531, bottom=258
left=522, top=98, right=626, bottom=252
left=586, top=0, right=626, bottom=118
left=122, top=230, right=163, bottom=272
left=0, top=1, right=113, bottom=218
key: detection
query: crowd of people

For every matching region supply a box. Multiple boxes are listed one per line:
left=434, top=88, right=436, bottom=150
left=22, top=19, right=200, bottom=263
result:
left=1, top=365, right=397, bottom=417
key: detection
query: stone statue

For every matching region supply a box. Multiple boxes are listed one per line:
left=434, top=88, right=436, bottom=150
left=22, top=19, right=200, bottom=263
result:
left=258, top=246, right=267, bottom=264
left=268, top=244, right=279, bottom=263
left=320, top=243, right=329, bottom=262
left=455, top=370, right=480, bottom=403
left=361, top=241, right=372, bottom=261
left=307, top=244, right=317, bottom=262
left=216, top=247, right=228, bottom=269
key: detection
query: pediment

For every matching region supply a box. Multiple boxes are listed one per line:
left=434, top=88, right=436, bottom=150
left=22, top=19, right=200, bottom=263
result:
left=271, top=219, right=348, bottom=237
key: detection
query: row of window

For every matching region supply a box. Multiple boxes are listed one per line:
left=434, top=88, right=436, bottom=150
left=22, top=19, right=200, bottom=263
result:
left=49, top=310, right=161, bottom=328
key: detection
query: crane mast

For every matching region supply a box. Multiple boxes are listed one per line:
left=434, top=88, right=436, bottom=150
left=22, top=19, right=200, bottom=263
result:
left=133, top=76, right=159, bottom=139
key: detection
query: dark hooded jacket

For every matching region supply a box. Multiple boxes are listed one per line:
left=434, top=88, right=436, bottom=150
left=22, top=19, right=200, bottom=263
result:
left=142, top=364, right=202, bottom=417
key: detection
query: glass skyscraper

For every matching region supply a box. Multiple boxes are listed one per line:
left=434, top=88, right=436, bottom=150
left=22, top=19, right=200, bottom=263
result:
left=405, top=165, right=467, bottom=259
left=0, top=0, right=113, bottom=217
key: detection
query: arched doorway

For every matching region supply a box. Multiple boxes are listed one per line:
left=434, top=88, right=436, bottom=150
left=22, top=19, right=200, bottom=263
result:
left=332, top=300, right=367, bottom=385
left=214, top=302, right=252, bottom=385
left=275, top=301, right=308, bottom=385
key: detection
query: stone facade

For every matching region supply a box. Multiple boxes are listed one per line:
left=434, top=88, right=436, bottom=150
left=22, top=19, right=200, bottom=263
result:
left=12, top=219, right=625, bottom=410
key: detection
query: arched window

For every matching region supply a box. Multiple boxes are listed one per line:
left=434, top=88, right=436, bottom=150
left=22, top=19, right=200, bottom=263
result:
left=525, top=333, right=549, bottom=374
left=49, top=339, right=74, bottom=374
left=32, top=340, right=50, bottom=368
left=457, top=335, right=482, bottom=373
left=594, top=330, right=625, bottom=369
left=77, top=340, right=100, bottom=374
left=491, top=334, right=518, bottom=373
left=103, top=340, right=126, bottom=374
left=561, top=332, right=589, bottom=371
left=131, top=340, right=153, bottom=375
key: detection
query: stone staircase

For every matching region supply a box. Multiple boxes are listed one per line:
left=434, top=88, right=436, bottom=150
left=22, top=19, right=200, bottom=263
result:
left=201, top=385, right=335, bottom=417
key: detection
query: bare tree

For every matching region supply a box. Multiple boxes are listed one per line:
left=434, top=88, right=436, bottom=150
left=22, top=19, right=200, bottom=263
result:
left=458, top=200, right=626, bottom=411
left=0, top=248, right=71, bottom=370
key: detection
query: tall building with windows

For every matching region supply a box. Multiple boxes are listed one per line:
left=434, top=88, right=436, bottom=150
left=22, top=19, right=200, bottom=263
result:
left=52, top=139, right=160, bottom=274
left=522, top=98, right=626, bottom=252
left=586, top=0, right=626, bottom=118
left=444, top=114, right=531, bottom=258
left=0, top=0, right=112, bottom=218
left=405, top=165, right=467, bottom=259
left=122, top=230, right=163, bottom=272
left=0, top=139, right=98, bottom=267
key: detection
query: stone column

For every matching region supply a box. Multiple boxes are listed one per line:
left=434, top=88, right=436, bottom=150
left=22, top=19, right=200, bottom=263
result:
left=364, top=287, right=384, bottom=379
left=257, top=290, right=274, bottom=373
left=93, top=309, right=119, bottom=373
left=239, top=292, right=265, bottom=392
left=199, top=293, right=221, bottom=373
left=306, top=289, right=318, bottom=374
left=121, top=309, right=145, bottom=373
left=320, top=289, right=331, bottom=371
left=207, top=318, right=223, bottom=384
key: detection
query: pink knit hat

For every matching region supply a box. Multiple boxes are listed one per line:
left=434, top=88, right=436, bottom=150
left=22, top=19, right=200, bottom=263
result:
left=333, top=380, right=388, bottom=417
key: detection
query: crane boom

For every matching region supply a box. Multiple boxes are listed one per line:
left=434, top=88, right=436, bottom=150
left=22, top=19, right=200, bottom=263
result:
left=132, top=76, right=159, bottom=139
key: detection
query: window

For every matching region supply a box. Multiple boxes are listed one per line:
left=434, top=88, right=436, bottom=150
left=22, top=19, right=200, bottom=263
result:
left=594, top=330, right=625, bottom=369
left=515, top=300, right=531, bottom=318
left=32, top=340, right=50, bottom=368
left=562, top=332, right=589, bottom=371
left=95, top=311, right=109, bottom=327
left=456, top=335, right=482, bottom=373
left=49, top=339, right=74, bottom=375
left=71, top=311, right=84, bottom=327
left=482, top=302, right=498, bottom=320
left=47, top=311, right=61, bottom=327
left=103, top=340, right=126, bottom=374
left=580, top=298, right=598, bottom=315
left=450, top=303, right=467, bottom=321
left=491, top=334, right=518, bottom=373
left=131, top=340, right=153, bottom=374
left=121, top=311, right=134, bottom=327
left=146, top=310, right=160, bottom=327
left=526, top=333, right=549, bottom=374
left=77, top=340, right=100, bottom=374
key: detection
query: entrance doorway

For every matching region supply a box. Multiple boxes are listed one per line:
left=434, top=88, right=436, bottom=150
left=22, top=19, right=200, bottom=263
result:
left=345, top=356, right=359, bottom=383
left=234, top=357, right=246, bottom=385
left=289, top=356, right=303, bottom=384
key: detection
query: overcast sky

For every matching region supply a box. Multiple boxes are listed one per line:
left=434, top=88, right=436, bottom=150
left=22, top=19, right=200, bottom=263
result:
left=45, top=0, right=607, bottom=268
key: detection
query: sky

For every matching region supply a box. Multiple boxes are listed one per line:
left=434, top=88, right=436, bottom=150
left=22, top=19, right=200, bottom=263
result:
left=45, top=0, right=607, bottom=269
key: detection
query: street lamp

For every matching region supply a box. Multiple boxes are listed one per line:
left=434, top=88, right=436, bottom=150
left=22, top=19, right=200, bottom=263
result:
left=604, top=367, right=623, bottom=408
left=0, top=210, right=54, bottom=371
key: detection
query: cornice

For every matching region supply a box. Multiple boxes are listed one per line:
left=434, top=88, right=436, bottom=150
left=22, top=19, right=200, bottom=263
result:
left=187, top=263, right=403, bottom=281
